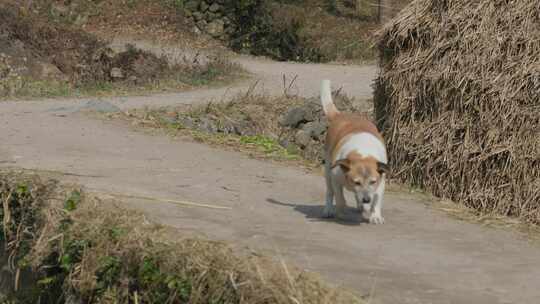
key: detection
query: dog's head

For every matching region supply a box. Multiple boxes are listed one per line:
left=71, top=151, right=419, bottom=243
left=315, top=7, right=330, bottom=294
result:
left=332, top=152, right=388, bottom=203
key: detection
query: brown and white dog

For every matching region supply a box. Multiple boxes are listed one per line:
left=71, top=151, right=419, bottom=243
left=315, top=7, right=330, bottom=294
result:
left=321, top=80, right=388, bottom=224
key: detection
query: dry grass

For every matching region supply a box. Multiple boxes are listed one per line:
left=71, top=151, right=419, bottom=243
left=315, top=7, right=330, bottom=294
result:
left=0, top=2, right=245, bottom=99
left=106, top=85, right=364, bottom=169
left=375, top=0, right=540, bottom=224
left=0, top=169, right=363, bottom=303
left=107, top=92, right=312, bottom=168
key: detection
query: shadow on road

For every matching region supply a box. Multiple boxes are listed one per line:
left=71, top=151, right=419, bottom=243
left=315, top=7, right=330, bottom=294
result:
left=266, top=198, right=366, bottom=226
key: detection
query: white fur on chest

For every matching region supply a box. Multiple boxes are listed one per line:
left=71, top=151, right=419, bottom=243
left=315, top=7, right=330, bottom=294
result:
left=334, top=132, right=388, bottom=164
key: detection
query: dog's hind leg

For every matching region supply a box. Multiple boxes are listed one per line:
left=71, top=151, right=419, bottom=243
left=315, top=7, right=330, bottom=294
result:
left=369, top=177, right=385, bottom=224
left=322, top=162, right=335, bottom=218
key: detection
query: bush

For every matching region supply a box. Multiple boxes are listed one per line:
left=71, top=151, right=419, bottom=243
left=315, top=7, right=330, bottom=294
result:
left=227, top=1, right=328, bottom=62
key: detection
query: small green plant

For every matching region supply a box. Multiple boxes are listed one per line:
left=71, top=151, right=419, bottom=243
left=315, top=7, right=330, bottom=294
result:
left=240, top=135, right=297, bottom=159
left=138, top=257, right=191, bottom=303
left=96, top=256, right=122, bottom=292
left=61, top=239, right=90, bottom=271
left=108, top=226, right=127, bottom=240
left=64, top=190, right=81, bottom=211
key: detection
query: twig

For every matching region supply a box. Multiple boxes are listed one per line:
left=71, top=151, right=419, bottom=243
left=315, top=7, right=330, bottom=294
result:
left=102, top=192, right=232, bottom=210
left=3, top=192, right=12, bottom=240
left=14, top=268, right=20, bottom=292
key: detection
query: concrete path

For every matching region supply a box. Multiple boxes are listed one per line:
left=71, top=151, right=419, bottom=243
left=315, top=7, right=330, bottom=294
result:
left=1, top=49, right=539, bottom=304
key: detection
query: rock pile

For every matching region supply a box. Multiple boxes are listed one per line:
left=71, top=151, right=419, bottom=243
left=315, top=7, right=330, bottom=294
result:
left=183, top=0, right=237, bottom=40
left=278, top=95, right=358, bottom=162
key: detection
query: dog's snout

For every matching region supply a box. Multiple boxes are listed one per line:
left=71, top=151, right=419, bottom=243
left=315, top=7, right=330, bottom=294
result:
left=362, top=197, right=371, bottom=204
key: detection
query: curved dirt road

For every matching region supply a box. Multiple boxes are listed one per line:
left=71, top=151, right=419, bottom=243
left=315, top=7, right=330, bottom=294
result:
left=1, top=48, right=540, bottom=304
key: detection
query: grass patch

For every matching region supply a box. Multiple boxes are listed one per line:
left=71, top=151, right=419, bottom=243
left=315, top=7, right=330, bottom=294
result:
left=0, top=169, right=363, bottom=303
left=240, top=135, right=300, bottom=160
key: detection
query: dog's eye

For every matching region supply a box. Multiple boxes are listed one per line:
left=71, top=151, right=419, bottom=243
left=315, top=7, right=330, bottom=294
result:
left=354, top=181, right=362, bottom=186
left=369, top=180, right=377, bottom=186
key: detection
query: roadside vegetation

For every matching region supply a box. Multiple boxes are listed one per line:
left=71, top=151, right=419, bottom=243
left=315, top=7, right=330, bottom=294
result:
left=0, top=169, right=362, bottom=303
left=108, top=87, right=369, bottom=169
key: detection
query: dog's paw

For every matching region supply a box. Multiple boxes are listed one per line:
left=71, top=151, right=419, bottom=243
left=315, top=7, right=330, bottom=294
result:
left=322, top=206, right=335, bottom=218
left=369, top=213, right=385, bottom=224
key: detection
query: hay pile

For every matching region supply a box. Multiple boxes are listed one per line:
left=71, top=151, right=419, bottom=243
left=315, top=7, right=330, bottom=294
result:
left=0, top=170, right=362, bottom=303
left=375, top=0, right=540, bottom=223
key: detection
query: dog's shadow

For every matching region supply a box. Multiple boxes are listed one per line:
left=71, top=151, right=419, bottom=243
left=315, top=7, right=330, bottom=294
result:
left=266, top=198, right=366, bottom=226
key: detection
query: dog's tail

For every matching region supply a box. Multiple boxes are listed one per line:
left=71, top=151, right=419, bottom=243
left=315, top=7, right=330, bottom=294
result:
left=321, top=79, right=339, bottom=120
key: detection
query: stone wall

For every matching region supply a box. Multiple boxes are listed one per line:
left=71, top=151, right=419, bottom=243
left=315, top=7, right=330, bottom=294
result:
left=183, top=0, right=238, bottom=40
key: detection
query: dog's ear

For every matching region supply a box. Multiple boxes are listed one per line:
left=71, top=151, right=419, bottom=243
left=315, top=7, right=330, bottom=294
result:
left=332, top=159, right=351, bottom=172
left=377, top=162, right=389, bottom=175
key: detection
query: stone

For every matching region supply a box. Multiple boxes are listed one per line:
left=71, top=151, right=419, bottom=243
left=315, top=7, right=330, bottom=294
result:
left=205, top=11, right=217, bottom=21
left=294, top=130, right=312, bottom=148
left=179, top=116, right=196, bottom=129
left=192, top=26, right=202, bottom=35
left=225, top=26, right=236, bottom=35
left=184, top=0, right=199, bottom=11
left=196, top=19, right=208, bottom=30
left=279, top=138, right=290, bottom=148
left=234, top=121, right=257, bottom=136
left=279, top=106, right=308, bottom=128
left=110, top=67, right=124, bottom=79
left=219, top=121, right=237, bottom=134
left=205, top=20, right=225, bottom=38
left=302, top=121, right=327, bottom=140
left=39, top=62, right=65, bottom=80
left=302, top=100, right=322, bottom=121
left=193, top=11, right=204, bottom=21
left=197, top=117, right=219, bottom=133
left=209, top=3, right=221, bottom=13
left=199, top=1, right=209, bottom=12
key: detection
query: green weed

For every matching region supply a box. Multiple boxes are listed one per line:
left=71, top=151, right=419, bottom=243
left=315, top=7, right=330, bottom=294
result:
left=64, top=190, right=82, bottom=211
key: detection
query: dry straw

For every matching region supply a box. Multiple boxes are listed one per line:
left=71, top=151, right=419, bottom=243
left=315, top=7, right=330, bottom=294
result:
left=0, top=170, right=362, bottom=303
left=375, top=0, right=540, bottom=223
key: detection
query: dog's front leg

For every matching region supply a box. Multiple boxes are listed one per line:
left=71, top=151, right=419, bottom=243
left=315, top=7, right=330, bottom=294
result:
left=354, top=195, right=364, bottom=213
left=332, top=182, right=347, bottom=220
left=322, top=163, right=335, bottom=218
left=369, top=178, right=385, bottom=224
